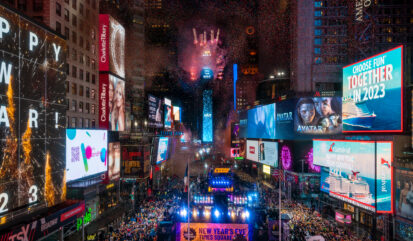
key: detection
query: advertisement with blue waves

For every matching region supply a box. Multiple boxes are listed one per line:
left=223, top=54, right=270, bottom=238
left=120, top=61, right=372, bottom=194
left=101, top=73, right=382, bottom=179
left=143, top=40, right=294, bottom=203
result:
left=342, top=46, right=403, bottom=132
left=315, top=140, right=393, bottom=213
left=202, top=90, right=213, bottom=143
left=156, top=137, right=169, bottom=164
left=247, top=103, right=276, bottom=139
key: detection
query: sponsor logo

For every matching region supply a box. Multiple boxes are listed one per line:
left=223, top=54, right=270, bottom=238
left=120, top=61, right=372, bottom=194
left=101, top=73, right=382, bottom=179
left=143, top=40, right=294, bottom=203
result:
left=329, top=143, right=335, bottom=152
left=249, top=146, right=255, bottom=154
left=100, top=24, right=107, bottom=63
left=183, top=228, right=196, bottom=241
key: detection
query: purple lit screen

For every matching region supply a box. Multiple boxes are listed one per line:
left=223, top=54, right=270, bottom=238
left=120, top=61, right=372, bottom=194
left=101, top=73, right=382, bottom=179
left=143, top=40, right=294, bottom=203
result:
left=306, top=148, right=320, bottom=173
left=281, top=145, right=293, bottom=171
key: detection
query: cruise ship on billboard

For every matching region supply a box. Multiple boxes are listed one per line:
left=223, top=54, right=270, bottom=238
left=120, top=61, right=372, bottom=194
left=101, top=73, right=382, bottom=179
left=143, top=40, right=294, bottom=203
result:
left=342, top=98, right=376, bottom=129
left=325, top=169, right=374, bottom=204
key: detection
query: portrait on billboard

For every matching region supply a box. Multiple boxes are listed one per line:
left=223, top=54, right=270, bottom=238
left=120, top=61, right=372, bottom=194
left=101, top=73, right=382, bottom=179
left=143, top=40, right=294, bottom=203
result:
left=258, top=141, right=278, bottom=167
left=396, top=169, right=413, bottom=220
left=156, top=137, right=169, bottom=164
left=294, top=97, right=342, bottom=135
left=247, top=103, right=276, bottom=139
left=148, top=95, right=163, bottom=128
left=342, top=46, right=403, bottom=132
left=108, top=142, right=121, bottom=180
left=109, top=75, right=125, bottom=131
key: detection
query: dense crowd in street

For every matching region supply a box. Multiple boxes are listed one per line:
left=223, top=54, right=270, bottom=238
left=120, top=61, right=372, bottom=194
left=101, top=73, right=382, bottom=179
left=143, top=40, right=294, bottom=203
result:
left=105, top=176, right=183, bottom=241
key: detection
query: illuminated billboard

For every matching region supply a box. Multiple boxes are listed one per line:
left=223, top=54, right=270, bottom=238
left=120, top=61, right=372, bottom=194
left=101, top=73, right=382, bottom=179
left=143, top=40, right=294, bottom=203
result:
left=164, top=98, right=172, bottom=129
left=156, top=137, right=169, bottom=164
left=148, top=94, right=163, bottom=128
left=66, top=129, right=108, bottom=182
left=276, top=99, right=295, bottom=140
left=396, top=169, right=413, bottom=220
left=247, top=103, right=276, bottom=139
left=231, top=123, right=240, bottom=147
left=202, top=90, right=213, bottom=142
left=239, top=111, right=248, bottom=138
left=99, top=14, right=125, bottom=78
left=0, top=4, right=67, bottom=217
left=246, top=140, right=259, bottom=162
left=200, top=67, right=213, bottom=80
left=176, top=223, right=250, bottom=241
left=173, top=106, right=181, bottom=122
left=294, top=97, right=342, bottom=135
left=258, top=141, right=278, bottom=167
left=99, top=74, right=125, bottom=131
left=315, top=140, right=393, bottom=213
left=342, top=45, right=403, bottom=132
left=108, top=142, right=120, bottom=180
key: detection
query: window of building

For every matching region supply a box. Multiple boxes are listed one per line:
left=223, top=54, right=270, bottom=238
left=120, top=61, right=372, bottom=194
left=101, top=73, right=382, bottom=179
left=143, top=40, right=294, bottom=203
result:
left=56, top=21, right=61, bottom=34
left=72, top=48, right=77, bottom=60
left=64, top=9, right=69, bottom=21
left=85, top=103, right=90, bottom=113
left=78, top=118, right=83, bottom=128
left=86, top=72, right=90, bottom=82
left=64, top=27, right=69, bottom=39
left=91, top=29, right=96, bottom=40
left=18, top=0, right=27, bottom=11
left=92, top=74, right=96, bottom=84
left=72, top=31, right=77, bottom=43
left=79, top=85, right=84, bottom=96
left=314, top=48, right=321, bottom=54
left=79, top=20, right=84, bottom=32
left=79, top=53, right=84, bottom=64
left=314, top=57, right=323, bottom=64
left=86, top=56, right=90, bottom=67
left=315, top=29, right=323, bottom=36
left=91, top=44, right=96, bottom=54
left=71, top=117, right=76, bottom=128
left=33, top=0, right=43, bottom=11
left=92, top=0, right=96, bottom=9
left=86, top=41, right=90, bottom=51
left=86, top=87, right=90, bottom=98
left=79, top=69, right=84, bottom=80
left=86, top=9, right=90, bottom=19
left=84, top=119, right=89, bottom=128
left=72, top=66, right=77, bottom=78
left=65, top=0, right=69, bottom=4
left=72, top=14, right=77, bottom=27
left=79, top=101, right=83, bottom=112
left=66, top=99, right=70, bottom=110
left=71, top=83, right=77, bottom=95
left=91, top=89, right=96, bottom=99
left=91, top=119, right=95, bottom=128
left=79, top=3, right=84, bottom=15
left=72, top=0, right=77, bottom=9
left=314, top=1, right=322, bottom=7
left=91, top=105, right=96, bottom=114
left=71, top=100, right=76, bottom=111
left=314, top=19, right=322, bottom=26
left=79, top=36, right=83, bottom=48
left=314, top=38, right=322, bottom=45
left=65, top=63, right=70, bottom=75
left=92, top=59, right=96, bottom=70
left=315, top=11, right=322, bottom=17
left=56, top=3, right=62, bottom=16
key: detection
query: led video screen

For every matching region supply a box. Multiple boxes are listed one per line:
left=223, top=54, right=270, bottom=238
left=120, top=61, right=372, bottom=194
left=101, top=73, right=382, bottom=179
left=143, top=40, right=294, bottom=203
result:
left=108, top=142, right=121, bottom=180
left=276, top=99, right=295, bottom=140
left=396, top=169, right=413, bottom=220
left=342, top=46, right=403, bottom=132
left=294, top=97, right=342, bottom=135
left=247, top=103, right=276, bottom=139
left=164, top=98, right=172, bottom=129
left=231, top=123, right=240, bottom=148
left=258, top=141, right=278, bottom=167
left=0, top=5, right=67, bottom=216
left=99, top=14, right=125, bottom=78
left=66, top=130, right=108, bottom=182
left=156, top=137, right=169, bottom=164
left=202, top=90, right=213, bottom=142
left=148, top=94, right=163, bottom=128
left=315, top=140, right=393, bottom=212
left=239, top=110, right=247, bottom=138
left=176, top=223, right=250, bottom=241
left=98, top=74, right=125, bottom=131
left=173, top=106, right=181, bottom=122
left=246, top=140, right=259, bottom=162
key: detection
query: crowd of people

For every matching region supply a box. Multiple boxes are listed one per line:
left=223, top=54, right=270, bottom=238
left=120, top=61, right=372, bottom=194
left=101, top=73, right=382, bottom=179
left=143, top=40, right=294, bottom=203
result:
left=105, top=176, right=184, bottom=241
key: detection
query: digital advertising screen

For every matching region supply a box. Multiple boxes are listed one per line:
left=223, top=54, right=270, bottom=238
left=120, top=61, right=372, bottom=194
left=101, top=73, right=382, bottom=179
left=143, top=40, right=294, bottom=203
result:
left=258, top=141, right=278, bottom=167
left=239, top=111, right=248, bottom=138
left=66, top=129, right=108, bottom=182
left=247, top=103, right=276, bottom=139
left=164, top=98, right=172, bottom=129
left=148, top=94, right=163, bottom=128
left=156, top=137, right=169, bottom=164
left=202, top=90, right=213, bottom=143
left=280, top=142, right=293, bottom=171
left=108, top=142, right=121, bottom=180
left=99, top=14, right=125, bottom=78
left=0, top=4, right=67, bottom=217
left=173, top=106, right=181, bottom=122
left=294, top=97, right=342, bottom=135
left=396, top=168, right=413, bottom=220
left=315, top=140, right=392, bottom=212
left=231, top=123, right=240, bottom=147
left=246, top=140, right=259, bottom=162
left=176, top=223, right=250, bottom=241
left=276, top=99, right=295, bottom=140
left=99, top=74, right=125, bottom=131
left=342, top=45, right=403, bottom=132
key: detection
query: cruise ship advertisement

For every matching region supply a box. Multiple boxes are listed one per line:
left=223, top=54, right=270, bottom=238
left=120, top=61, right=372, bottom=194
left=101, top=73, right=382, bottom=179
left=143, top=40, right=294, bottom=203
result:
left=342, top=45, right=403, bottom=132
left=315, top=140, right=393, bottom=212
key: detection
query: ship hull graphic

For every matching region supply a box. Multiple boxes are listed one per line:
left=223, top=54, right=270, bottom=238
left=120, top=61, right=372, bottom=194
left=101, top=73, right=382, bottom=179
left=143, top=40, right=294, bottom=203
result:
left=342, top=98, right=376, bottom=129
left=325, top=170, right=374, bottom=204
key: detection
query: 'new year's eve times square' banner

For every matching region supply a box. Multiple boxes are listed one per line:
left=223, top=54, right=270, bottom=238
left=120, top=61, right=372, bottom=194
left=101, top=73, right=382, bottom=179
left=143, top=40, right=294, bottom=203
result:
left=0, top=4, right=67, bottom=220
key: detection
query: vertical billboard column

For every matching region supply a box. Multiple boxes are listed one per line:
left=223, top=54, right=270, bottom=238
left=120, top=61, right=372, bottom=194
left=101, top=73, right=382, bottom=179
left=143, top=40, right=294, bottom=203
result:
left=202, top=90, right=213, bottom=143
left=99, top=14, right=110, bottom=72
left=99, top=74, right=109, bottom=129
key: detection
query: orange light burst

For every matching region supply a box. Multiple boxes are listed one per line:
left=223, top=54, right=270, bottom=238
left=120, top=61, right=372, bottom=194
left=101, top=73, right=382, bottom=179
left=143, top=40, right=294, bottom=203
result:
left=45, top=152, right=56, bottom=207
left=19, top=120, right=35, bottom=200
left=61, top=170, right=67, bottom=202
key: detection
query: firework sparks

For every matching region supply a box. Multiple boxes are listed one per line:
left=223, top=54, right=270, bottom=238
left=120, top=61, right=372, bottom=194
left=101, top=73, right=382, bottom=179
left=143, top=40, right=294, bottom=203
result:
left=45, top=152, right=56, bottom=207
left=61, top=170, right=66, bottom=202
left=19, top=120, right=35, bottom=203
